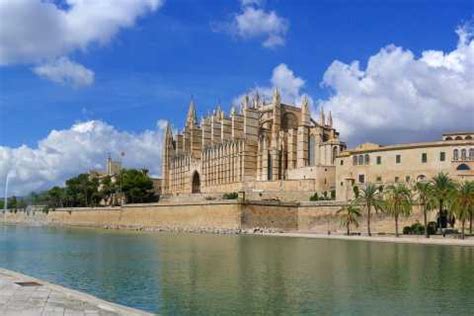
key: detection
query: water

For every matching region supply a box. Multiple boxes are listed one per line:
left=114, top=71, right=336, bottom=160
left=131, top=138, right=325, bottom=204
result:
left=0, top=225, right=472, bottom=315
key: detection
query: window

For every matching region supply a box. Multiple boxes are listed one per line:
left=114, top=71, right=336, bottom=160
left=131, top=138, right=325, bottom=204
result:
left=440, top=152, right=446, bottom=162
left=358, top=155, right=364, bottom=165
left=453, top=149, right=459, bottom=160
left=364, top=154, right=370, bottom=165
left=457, top=163, right=470, bottom=171
left=340, top=159, right=344, bottom=166
left=353, top=155, right=357, bottom=166
left=421, top=153, right=427, bottom=163
left=308, top=135, right=315, bottom=166
left=358, top=174, right=365, bottom=184
left=396, top=154, right=401, bottom=164
left=376, top=176, right=382, bottom=182
left=376, top=156, right=382, bottom=165
left=405, top=176, right=411, bottom=183
left=340, top=182, right=344, bottom=186
left=461, top=149, right=467, bottom=160
left=395, top=176, right=399, bottom=183
left=470, top=148, right=474, bottom=160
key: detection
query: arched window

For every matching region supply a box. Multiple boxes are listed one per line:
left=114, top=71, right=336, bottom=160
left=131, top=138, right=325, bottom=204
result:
left=364, top=154, right=370, bottom=165
left=455, top=136, right=463, bottom=140
left=353, top=155, right=357, bottom=166
left=453, top=149, right=459, bottom=160
left=417, top=175, right=426, bottom=182
left=465, top=135, right=472, bottom=140
left=445, top=136, right=453, bottom=140
left=358, top=155, right=364, bottom=165
left=332, top=146, right=338, bottom=164
left=470, top=148, right=474, bottom=160
left=456, top=163, right=470, bottom=171
left=268, top=152, right=273, bottom=180
left=308, top=135, right=315, bottom=166
left=461, top=149, right=467, bottom=160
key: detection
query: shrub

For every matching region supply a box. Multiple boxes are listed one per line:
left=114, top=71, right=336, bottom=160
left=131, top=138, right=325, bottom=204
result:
left=223, top=192, right=238, bottom=200
left=410, top=222, right=425, bottom=235
left=427, top=221, right=437, bottom=235
left=403, top=226, right=412, bottom=235
left=352, top=186, right=360, bottom=198
left=309, top=193, right=319, bottom=201
left=330, top=190, right=336, bottom=200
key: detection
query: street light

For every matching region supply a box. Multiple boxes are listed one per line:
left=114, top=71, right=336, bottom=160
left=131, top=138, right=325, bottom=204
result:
left=3, top=170, right=15, bottom=223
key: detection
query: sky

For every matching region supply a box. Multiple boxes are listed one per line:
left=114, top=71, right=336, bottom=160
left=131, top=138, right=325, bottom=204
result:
left=0, top=0, right=473, bottom=196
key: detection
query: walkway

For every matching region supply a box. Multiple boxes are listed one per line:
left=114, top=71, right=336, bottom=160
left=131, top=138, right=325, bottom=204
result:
left=0, top=268, right=153, bottom=316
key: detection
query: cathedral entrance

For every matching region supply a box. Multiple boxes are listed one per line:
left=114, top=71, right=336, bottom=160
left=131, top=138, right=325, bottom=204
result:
left=192, top=171, right=201, bottom=193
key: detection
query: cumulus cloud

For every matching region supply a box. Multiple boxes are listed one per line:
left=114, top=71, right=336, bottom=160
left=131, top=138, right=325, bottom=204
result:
left=0, top=120, right=165, bottom=196
left=234, top=63, right=313, bottom=111
left=319, top=22, right=474, bottom=146
left=212, top=0, right=288, bottom=48
left=0, top=0, right=162, bottom=85
left=33, top=57, right=94, bottom=87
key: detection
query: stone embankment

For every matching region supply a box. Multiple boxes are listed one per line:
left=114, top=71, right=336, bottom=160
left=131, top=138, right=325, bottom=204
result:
left=3, top=199, right=467, bottom=240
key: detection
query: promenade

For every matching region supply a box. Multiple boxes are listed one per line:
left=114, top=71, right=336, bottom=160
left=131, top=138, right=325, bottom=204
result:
left=0, top=268, right=152, bottom=316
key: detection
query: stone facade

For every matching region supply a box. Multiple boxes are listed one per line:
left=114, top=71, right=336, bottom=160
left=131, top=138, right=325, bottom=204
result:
left=335, top=132, right=474, bottom=201
left=162, top=90, right=345, bottom=199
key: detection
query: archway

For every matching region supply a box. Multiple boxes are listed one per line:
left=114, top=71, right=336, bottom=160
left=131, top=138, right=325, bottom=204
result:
left=192, top=171, right=201, bottom=193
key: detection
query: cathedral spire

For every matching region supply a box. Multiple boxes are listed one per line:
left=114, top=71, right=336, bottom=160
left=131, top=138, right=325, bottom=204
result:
left=319, top=106, right=325, bottom=126
left=328, top=111, right=333, bottom=128
left=272, top=87, right=281, bottom=105
left=186, top=98, right=197, bottom=127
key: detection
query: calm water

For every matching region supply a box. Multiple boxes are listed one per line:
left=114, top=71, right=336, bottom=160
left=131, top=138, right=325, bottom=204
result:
left=0, top=225, right=473, bottom=315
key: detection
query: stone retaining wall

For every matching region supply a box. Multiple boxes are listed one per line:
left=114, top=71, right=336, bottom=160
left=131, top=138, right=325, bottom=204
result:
left=3, top=201, right=443, bottom=235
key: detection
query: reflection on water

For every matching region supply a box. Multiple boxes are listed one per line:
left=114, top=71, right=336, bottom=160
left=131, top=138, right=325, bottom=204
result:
left=0, top=225, right=473, bottom=315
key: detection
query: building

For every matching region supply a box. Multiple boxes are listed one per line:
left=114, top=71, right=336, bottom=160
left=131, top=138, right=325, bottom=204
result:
left=162, top=89, right=346, bottom=200
left=335, top=132, right=474, bottom=201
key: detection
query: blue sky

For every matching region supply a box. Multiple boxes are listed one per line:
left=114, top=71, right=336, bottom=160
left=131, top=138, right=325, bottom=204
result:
left=1, top=0, right=471, bottom=147
left=0, top=0, right=473, bottom=195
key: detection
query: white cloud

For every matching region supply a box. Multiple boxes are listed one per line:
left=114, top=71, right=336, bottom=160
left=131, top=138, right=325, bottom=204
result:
left=0, top=0, right=162, bottom=84
left=319, top=23, right=474, bottom=146
left=0, top=120, right=165, bottom=196
left=213, top=1, right=288, bottom=48
left=33, top=57, right=94, bottom=87
left=234, top=63, right=312, bottom=109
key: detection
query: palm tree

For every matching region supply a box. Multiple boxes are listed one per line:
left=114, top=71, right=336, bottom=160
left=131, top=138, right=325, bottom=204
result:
left=355, top=184, right=384, bottom=236
left=451, top=181, right=474, bottom=239
left=385, top=184, right=413, bottom=237
left=414, top=181, right=436, bottom=238
left=432, top=172, right=456, bottom=227
left=337, top=204, right=361, bottom=235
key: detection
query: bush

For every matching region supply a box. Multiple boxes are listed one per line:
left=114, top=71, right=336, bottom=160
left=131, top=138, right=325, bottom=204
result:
left=223, top=192, right=238, bottom=200
left=403, top=226, right=412, bottom=235
left=309, top=193, right=319, bottom=201
left=411, top=222, right=425, bottom=235
left=427, top=221, right=437, bottom=235
left=330, top=190, right=336, bottom=200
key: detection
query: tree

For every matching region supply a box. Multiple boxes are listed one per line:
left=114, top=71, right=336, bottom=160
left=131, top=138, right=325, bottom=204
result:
left=120, top=169, right=156, bottom=204
left=432, top=172, right=456, bottom=226
left=385, top=184, right=413, bottom=237
left=451, top=181, right=474, bottom=239
left=337, top=204, right=361, bottom=235
left=414, top=181, right=436, bottom=238
left=355, top=184, right=384, bottom=236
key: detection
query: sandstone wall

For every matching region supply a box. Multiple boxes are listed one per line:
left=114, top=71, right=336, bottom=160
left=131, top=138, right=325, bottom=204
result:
left=3, top=201, right=445, bottom=235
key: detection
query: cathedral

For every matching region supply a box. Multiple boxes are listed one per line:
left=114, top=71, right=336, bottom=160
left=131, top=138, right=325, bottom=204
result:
left=161, top=89, right=346, bottom=200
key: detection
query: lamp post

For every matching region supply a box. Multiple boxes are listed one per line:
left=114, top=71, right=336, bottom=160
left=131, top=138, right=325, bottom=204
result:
left=3, top=170, right=14, bottom=223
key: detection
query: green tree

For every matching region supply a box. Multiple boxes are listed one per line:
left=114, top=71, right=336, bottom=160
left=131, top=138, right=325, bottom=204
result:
left=337, top=204, right=361, bottom=235
left=432, top=172, right=456, bottom=225
left=385, top=184, right=413, bottom=237
left=48, top=186, right=65, bottom=208
left=121, top=169, right=156, bottom=204
left=355, top=184, right=384, bottom=236
left=414, top=181, right=436, bottom=238
left=451, top=181, right=474, bottom=239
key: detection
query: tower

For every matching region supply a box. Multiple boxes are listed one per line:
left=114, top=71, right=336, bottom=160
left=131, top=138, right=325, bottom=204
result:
left=162, top=122, right=174, bottom=194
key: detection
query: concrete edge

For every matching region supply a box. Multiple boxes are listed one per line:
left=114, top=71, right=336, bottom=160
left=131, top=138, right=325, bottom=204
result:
left=261, top=232, right=474, bottom=247
left=0, top=268, right=154, bottom=315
